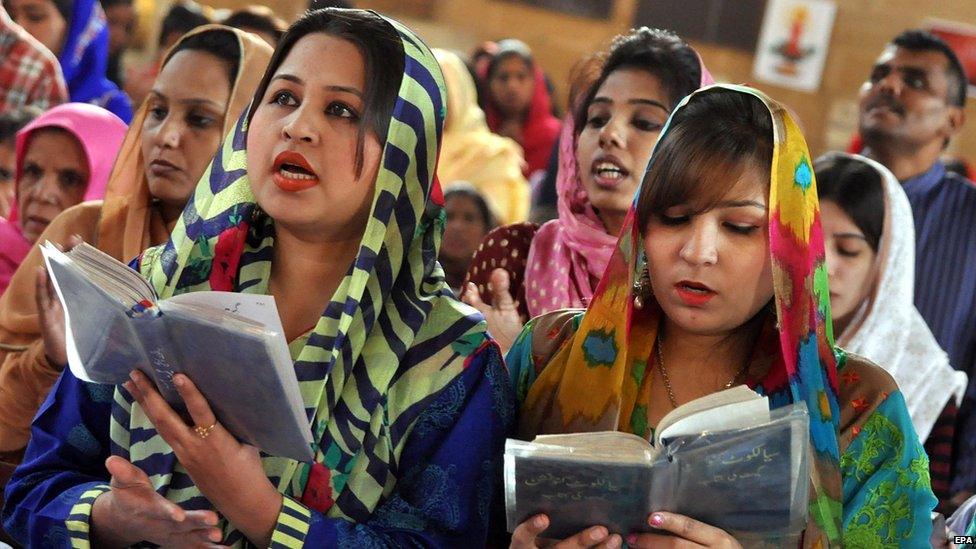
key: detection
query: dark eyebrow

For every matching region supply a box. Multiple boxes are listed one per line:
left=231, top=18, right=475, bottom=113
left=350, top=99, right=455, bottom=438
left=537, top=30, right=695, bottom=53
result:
left=590, top=96, right=670, bottom=113
left=897, top=66, right=930, bottom=80
left=148, top=91, right=224, bottom=111
left=834, top=232, right=868, bottom=241
left=270, top=73, right=364, bottom=98
left=717, top=199, right=767, bottom=211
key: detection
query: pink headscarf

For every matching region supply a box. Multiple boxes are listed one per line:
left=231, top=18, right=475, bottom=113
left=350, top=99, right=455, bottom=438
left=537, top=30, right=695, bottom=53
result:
left=523, top=57, right=714, bottom=316
left=0, top=103, right=127, bottom=294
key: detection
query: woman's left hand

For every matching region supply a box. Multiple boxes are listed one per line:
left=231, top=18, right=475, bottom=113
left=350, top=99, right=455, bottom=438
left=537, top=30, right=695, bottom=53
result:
left=626, top=512, right=742, bottom=548
left=125, top=370, right=282, bottom=546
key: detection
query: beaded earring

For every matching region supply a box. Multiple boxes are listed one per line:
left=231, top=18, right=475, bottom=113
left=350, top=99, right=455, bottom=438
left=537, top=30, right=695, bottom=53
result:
left=633, top=252, right=652, bottom=309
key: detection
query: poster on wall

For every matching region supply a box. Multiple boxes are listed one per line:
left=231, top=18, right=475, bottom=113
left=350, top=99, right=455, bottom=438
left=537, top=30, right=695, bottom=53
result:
left=927, top=19, right=976, bottom=97
left=752, top=0, right=837, bottom=92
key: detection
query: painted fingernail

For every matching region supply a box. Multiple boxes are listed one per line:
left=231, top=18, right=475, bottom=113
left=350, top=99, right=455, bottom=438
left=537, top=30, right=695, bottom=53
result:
left=590, top=527, right=608, bottom=541
left=626, top=534, right=638, bottom=546
left=650, top=513, right=664, bottom=526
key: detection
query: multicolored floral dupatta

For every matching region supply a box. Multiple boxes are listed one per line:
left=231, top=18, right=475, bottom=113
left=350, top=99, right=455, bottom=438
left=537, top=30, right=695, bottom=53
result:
left=511, top=85, right=845, bottom=543
left=108, top=11, right=493, bottom=531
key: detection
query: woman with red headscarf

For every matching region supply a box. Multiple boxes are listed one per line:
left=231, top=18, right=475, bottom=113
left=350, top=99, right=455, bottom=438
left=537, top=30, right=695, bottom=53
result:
left=483, top=39, right=561, bottom=180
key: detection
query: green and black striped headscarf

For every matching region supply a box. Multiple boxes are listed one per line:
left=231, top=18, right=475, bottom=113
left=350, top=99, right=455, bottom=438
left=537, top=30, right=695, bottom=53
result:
left=109, top=9, right=493, bottom=535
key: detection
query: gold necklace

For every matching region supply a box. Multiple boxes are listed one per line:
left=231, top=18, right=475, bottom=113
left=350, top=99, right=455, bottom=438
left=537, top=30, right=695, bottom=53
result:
left=655, top=337, right=749, bottom=409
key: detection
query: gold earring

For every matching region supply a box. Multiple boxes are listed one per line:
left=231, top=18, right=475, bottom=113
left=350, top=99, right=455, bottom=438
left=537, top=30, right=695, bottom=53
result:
left=633, top=258, right=652, bottom=310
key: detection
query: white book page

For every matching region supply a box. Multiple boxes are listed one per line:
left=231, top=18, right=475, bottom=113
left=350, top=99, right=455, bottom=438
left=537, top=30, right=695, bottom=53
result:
left=164, top=292, right=285, bottom=334
left=162, top=292, right=311, bottom=446
left=657, top=397, right=770, bottom=443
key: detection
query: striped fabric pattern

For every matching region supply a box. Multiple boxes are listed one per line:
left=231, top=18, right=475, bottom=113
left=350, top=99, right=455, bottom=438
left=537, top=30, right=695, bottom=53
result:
left=66, top=11, right=493, bottom=545
left=65, top=484, right=110, bottom=548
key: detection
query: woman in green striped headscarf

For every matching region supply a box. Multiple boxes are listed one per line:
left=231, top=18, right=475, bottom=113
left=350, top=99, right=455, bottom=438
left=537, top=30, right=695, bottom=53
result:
left=2, top=8, right=514, bottom=548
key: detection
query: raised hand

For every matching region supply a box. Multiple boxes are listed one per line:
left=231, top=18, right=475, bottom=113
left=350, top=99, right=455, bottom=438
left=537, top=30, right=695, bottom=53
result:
left=90, top=455, right=224, bottom=548
left=35, top=267, right=67, bottom=368
left=34, top=235, right=85, bottom=368
left=462, top=268, right=525, bottom=354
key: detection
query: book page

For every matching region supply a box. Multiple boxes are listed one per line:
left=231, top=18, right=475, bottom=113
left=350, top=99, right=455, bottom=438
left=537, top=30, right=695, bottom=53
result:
left=525, top=432, right=653, bottom=463
left=657, top=397, right=770, bottom=444
left=165, top=292, right=285, bottom=335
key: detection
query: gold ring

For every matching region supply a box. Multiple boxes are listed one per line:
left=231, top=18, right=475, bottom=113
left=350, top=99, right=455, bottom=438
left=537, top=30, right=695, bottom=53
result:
left=193, top=423, right=216, bottom=439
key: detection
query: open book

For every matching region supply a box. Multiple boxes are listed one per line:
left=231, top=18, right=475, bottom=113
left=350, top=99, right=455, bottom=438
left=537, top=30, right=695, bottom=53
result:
left=41, top=242, right=314, bottom=462
left=504, top=386, right=810, bottom=541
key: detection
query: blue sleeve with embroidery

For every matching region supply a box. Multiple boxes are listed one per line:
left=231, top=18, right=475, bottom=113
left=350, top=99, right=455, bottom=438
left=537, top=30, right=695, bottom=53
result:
left=841, top=390, right=937, bottom=547
left=1, top=369, right=113, bottom=546
left=274, top=347, right=516, bottom=548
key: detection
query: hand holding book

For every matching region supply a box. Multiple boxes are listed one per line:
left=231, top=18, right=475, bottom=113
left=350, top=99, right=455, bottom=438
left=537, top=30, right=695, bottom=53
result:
left=504, top=387, right=810, bottom=544
left=34, top=234, right=84, bottom=368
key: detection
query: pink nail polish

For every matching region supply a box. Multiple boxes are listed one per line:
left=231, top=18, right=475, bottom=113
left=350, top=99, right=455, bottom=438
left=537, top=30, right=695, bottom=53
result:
left=650, top=513, right=664, bottom=526
left=626, top=534, right=638, bottom=545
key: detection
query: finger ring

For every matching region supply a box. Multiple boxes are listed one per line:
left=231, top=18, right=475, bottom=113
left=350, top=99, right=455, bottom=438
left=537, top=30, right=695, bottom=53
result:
left=193, top=423, right=216, bottom=439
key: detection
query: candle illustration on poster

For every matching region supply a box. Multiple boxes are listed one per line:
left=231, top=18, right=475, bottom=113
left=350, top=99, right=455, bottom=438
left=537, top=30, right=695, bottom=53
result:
left=753, top=0, right=837, bottom=93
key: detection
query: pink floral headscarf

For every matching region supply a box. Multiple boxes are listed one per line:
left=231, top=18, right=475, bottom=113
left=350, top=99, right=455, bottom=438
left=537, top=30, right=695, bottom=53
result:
left=522, top=57, right=714, bottom=316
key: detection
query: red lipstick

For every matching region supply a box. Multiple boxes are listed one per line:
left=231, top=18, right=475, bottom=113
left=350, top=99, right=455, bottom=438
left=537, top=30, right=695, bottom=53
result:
left=272, top=151, right=318, bottom=192
left=674, top=280, right=716, bottom=307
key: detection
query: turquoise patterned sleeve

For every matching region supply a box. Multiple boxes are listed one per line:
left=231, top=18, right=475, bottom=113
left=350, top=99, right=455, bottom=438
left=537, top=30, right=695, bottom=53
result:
left=841, top=390, right=937, bottom=547
left=505, top=318, right=538, bottom=405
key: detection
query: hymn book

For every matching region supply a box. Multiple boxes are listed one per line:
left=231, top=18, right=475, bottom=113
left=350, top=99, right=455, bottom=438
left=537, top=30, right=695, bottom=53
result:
left=40, top=241, right=314, bottom=462
left=504, top=386, right=810, bottom=541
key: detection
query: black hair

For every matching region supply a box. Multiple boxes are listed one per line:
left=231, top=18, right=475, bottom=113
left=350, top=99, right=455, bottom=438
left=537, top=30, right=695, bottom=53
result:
left=45, top=0, right=71, bottom=24
left=892, top=29, right=968, bottom=108
left=0, top=107, right=41, bottom=144
left=248, top=8, right=405, bottom=175
left=307, top=0, right=351, bottom=10
left=223, top=6, right=286, bottom=45
left=159, top=2, right=211, bottom=48
left=814, top=154, right=885, bottom=253
left=486, top=39, right=534, bottom=81
left=635, top=88, right=773, bottom=233
left=167, top=26, right=241, bottom=84
left=575, top=27, right=701, bottom=133
left=445, top=184, right=495, bottom=229
left=100, top=0, right=132, bottom=9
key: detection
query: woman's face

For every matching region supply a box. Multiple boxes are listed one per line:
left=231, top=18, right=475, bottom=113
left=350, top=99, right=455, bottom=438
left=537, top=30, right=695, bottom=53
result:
left=7, top=0, right=67, bottom=56
left=577, top=68, right=670, bottom=229
left=441, top=194, right=490, bottom=264
left=644, top=167, right=773, bottom=336
left=141, top=49, right=233, bottom=212
left=105, top=2, right=136, bottom=55
left=488, top=56, right=534, bottom=118
left=16, top=128, right=89, bottom=242
left=821, top=199, right=877, bottom=326
left=247, top=33, right=381, bottom=241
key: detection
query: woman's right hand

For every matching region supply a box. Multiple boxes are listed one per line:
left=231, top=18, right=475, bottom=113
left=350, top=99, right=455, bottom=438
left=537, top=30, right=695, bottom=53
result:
left=34, top=235, right=85, bottom=369
left=462, top=268, right=525, bottom=355
left=91, top=455, right=224, bottom=548
left=510, top=514, right=622, bottom=548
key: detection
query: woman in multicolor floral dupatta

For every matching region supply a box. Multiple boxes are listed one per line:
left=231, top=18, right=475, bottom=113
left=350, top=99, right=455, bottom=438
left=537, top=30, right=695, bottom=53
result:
left=2, top=8, right=513, bottom=548
left=506, top=85, right=935, bottom=548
